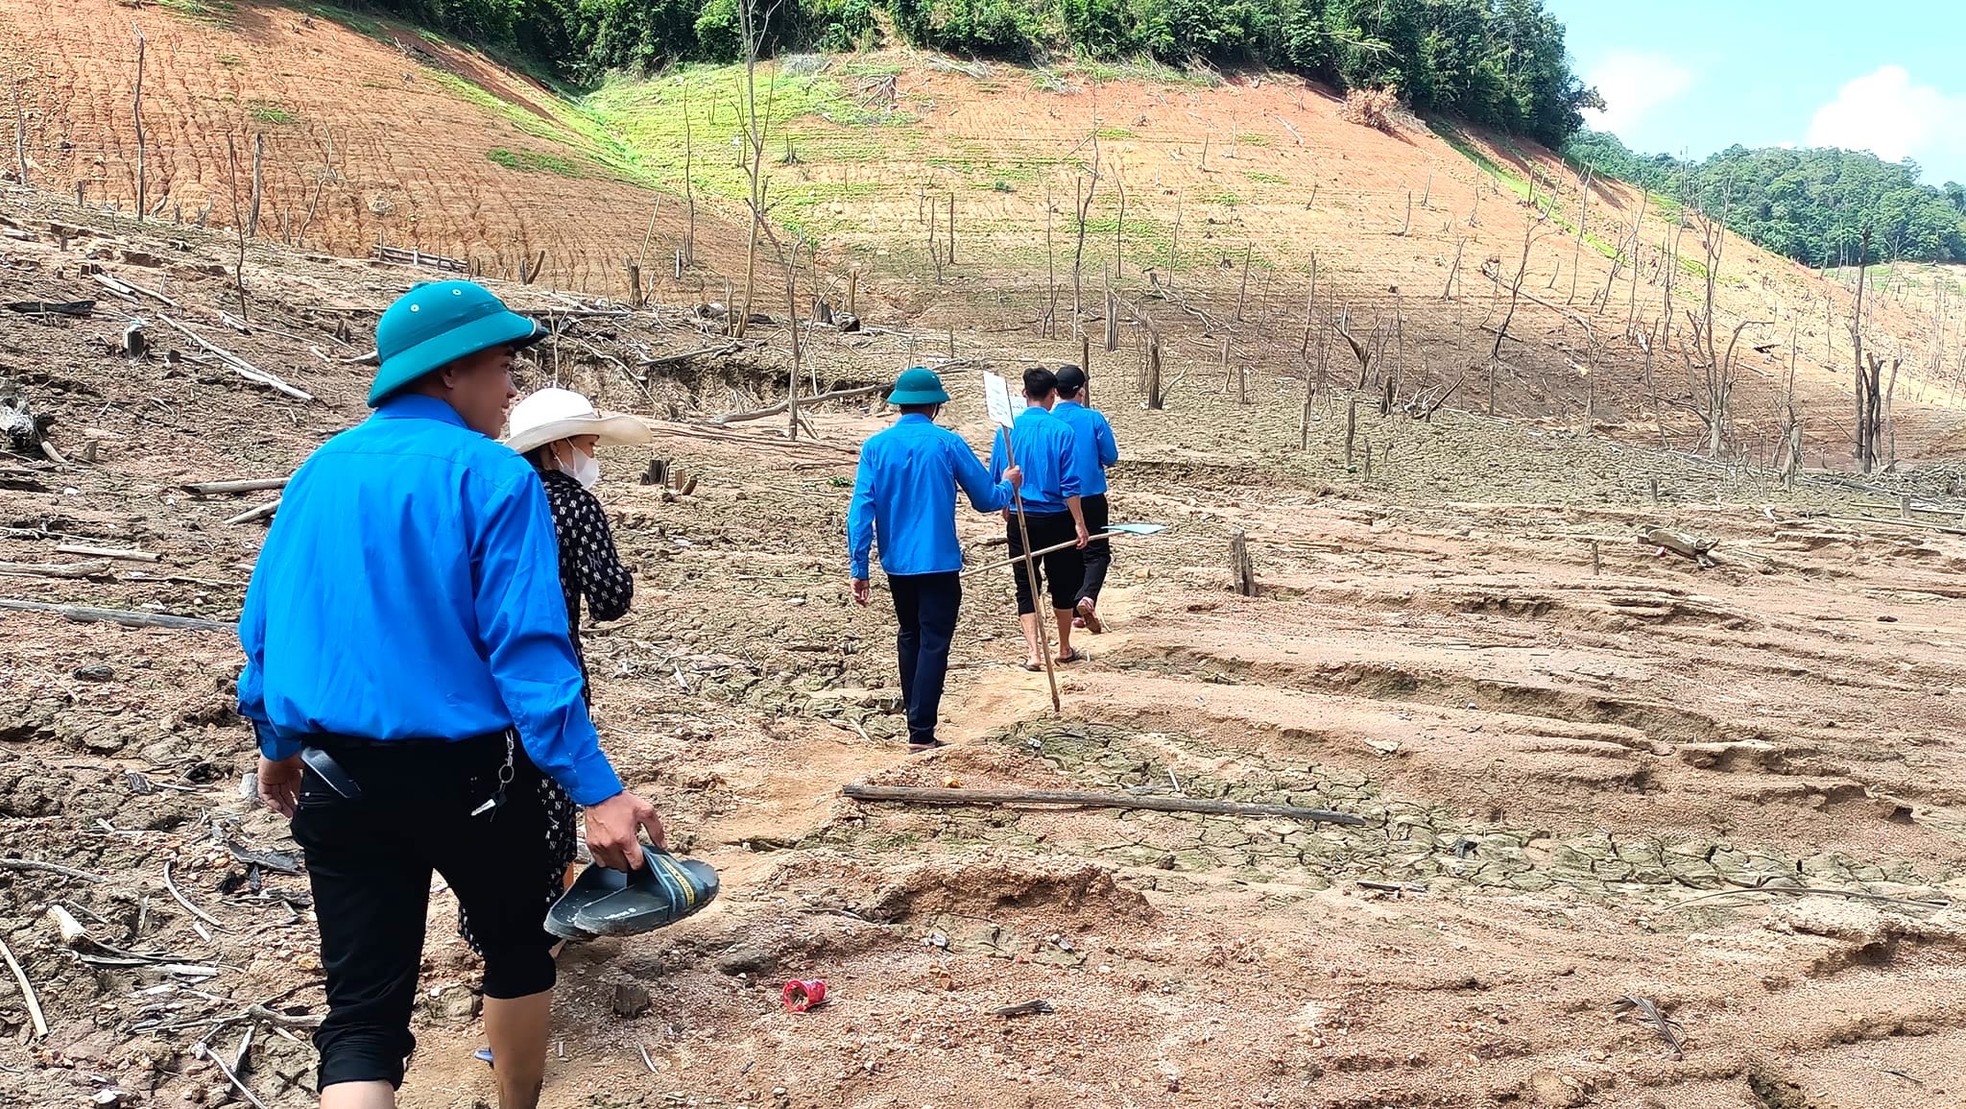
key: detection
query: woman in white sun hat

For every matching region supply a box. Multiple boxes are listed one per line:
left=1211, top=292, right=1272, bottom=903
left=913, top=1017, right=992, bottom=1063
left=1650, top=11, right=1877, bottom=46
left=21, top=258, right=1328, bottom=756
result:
left=503, top=385, right=652, bottom=693
left=454, top=387, right=651, bottom=964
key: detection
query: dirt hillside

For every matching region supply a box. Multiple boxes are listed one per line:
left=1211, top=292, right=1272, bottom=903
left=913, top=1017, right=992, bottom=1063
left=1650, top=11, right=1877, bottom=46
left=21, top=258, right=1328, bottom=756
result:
left=2, top=187, right=1965, bottom=1109
left=0, top=0, right=754, bottom=290
left=4, top=2, right=1962, bottom=469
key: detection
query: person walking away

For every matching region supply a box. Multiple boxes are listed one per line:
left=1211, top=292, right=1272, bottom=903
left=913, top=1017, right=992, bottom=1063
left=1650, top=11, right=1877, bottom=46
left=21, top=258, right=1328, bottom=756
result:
left=440, top=388, right=650, bottom=961
left=988, top=367, right=1090, bottom=670
left=237, top=281, right=665, bottom=1109
left=1048, top=366, right=1119, bottom=633
left=847, top=367, right=1021, bottom=752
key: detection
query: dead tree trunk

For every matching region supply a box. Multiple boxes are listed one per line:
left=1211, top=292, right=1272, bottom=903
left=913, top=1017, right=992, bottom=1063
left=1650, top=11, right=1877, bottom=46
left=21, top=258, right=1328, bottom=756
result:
left=11, top=80, right=27, bottom=186
left=1, top=376, right=51, bottom=457
left=248, top=132, right=264, bottom=238
left=1229, top=530, right=1256, bottom=597
left=1851, top=227, right=1874, bottom=473
left=132, top=26, right=146, bottom=222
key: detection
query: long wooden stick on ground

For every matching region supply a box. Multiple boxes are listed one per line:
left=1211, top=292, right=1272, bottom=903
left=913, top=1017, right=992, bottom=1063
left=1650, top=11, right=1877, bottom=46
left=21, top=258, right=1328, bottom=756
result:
left=225, top=499, right=281, bottom=526
left=193, top=1042, right=271, bottom=1109
left=0, top=560, right=112, bottom=579
left=0, top=599, right=231, bottom=632
left=0, top=858, right=107, bottom=883
left=711, top=383, right=883, bottom=425
left=156, top=316, right=314, bottom=402
left=54, top=544, right=158, bottom=562
left=182, top=477, right=289, bottom=497
left=0, top=936, right=48, bottom=1039
left=843, top=783, right=1367, bottom=825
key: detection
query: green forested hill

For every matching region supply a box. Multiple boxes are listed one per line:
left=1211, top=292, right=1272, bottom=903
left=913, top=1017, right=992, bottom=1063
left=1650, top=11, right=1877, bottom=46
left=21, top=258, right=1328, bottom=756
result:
left=349, top=0, right=1600, bottom=145
left=1564, top=130, right=1966, bottom=267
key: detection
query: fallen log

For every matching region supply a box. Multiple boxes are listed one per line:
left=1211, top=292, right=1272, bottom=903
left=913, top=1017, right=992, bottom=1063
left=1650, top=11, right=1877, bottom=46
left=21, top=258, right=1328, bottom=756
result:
left=182, top=477, right=289, bottom=497
left=0, top=598, right=231, bottom=632
left=0, top=559, right=113, bottom=579
left=711, top=383, right=884, bottom=426
left=639, top=343, right=740, bottom=370
left=54, top=544, right=158, bottom=562
left=92, top=271, right=181, bottom=309
left=1638, top=526, right=1718, bottom=569
left=5, top=300, right=94, bottom=318
left=225, top=499, right=280, bottom=525
left=841, top=783, right=1367, bottom=826
left=156, top=316, right=314, bottom=402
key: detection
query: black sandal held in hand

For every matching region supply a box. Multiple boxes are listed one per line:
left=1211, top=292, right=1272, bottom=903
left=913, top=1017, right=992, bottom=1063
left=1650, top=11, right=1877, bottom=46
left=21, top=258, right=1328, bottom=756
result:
left=544, top=845, right=719, bottom=940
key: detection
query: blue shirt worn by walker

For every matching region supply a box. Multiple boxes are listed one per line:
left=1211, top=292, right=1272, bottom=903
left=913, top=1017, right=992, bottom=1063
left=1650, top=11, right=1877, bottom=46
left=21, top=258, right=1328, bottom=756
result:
left=848, top=413, right=1013, bottom=579
left=988, top=404, right=1080, bottom=514
left=1049, top=399, right=1119, bottom=497
left=235, top=394, right=624, bottom=806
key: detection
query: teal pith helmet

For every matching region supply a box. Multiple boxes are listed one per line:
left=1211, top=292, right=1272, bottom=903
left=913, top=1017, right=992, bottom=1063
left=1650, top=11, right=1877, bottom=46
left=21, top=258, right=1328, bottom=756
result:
left=888, top=366, right=950, bottom=406
left=367, top=281, right=544, bottom=407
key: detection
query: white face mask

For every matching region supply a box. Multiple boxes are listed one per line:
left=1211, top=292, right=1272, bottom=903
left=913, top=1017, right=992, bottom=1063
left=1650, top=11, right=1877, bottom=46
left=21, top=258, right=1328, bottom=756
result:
left=559, top=446, right=600, bottom=490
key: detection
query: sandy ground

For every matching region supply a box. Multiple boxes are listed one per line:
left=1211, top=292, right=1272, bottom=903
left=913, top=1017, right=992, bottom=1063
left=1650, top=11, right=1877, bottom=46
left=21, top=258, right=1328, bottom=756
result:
left=2, top=191, right=1966, bottom=1109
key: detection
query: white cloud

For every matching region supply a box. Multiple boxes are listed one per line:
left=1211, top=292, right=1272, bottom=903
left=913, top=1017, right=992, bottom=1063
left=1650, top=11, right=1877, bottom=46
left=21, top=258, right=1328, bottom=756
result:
left=1806, top=66, right=1966, bottom=166
left=1582, top=53, right=1695, bottom=135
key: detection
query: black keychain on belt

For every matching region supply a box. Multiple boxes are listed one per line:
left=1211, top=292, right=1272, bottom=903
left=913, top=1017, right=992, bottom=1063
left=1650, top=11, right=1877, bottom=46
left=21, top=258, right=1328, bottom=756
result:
left=469, top=731, right=517, bottom=820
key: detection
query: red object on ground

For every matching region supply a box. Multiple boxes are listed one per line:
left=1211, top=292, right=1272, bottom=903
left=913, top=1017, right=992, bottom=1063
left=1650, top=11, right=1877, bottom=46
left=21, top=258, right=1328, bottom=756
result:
left=782, top=979, right=827, bottom=1012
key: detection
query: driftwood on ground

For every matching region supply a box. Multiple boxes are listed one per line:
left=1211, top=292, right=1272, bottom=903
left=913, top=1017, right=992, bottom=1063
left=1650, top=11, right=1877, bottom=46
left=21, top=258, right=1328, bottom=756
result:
left=842, top=783, right=1366, bottom=825
left=0, top=598, right=231, bottom=632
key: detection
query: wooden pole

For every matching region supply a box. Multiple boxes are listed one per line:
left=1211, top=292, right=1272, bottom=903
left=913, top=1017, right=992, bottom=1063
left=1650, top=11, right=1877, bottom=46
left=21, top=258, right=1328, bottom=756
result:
left=962, top=531, right=1118, bottom=578
left=1000, top=424, right=1060, bottom=713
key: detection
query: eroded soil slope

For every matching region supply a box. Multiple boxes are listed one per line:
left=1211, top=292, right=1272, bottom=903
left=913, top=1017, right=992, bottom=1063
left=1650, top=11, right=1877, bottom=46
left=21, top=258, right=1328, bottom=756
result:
left=1, top=192, right=1964, bottom=1109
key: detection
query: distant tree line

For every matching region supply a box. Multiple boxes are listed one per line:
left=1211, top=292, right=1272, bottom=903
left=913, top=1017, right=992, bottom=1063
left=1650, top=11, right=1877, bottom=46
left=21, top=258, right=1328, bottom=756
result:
left=341, top=0, right=1600, bottom=146
left=1564, top=130, right=1966, bottom=267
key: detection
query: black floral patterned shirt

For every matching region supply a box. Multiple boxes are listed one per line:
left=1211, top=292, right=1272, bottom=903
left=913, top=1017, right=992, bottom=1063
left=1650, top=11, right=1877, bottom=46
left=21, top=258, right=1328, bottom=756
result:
left=539, top=469, right=633, bottom=699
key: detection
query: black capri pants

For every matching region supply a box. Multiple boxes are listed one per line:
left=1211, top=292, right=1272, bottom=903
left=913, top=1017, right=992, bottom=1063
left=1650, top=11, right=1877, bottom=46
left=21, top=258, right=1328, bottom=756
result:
left=1007, top=510, right=1083, bottom=616
left=291, top=731, right=561, bottom=1091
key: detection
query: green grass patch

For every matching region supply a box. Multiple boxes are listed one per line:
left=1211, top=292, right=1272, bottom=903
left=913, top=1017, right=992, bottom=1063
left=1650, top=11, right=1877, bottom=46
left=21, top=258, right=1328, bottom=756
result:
left=247, top=100, right=296, bottom=125
left=1430, top=120, right=1533, bottom=203
left=283, top=1, right=390, bottom=42
left=570, top=63, right=910, bottom=204
left=1081, top=56, right=1221, bottom=88
left=1243, top=171, right=1288, bottom=185
left=487, top=147, right=581, bottom=177
left=1096, top=127, right=1136, bottom=140
left=158, top=0, right=236, bottom=25
left=1202, top=189, right=1242, bottom=207
left=216, top=53, right=244, bottom=68
left=987, top=179, right=1016, bottom=193
left=1233, top=133, right=1271, bottom=147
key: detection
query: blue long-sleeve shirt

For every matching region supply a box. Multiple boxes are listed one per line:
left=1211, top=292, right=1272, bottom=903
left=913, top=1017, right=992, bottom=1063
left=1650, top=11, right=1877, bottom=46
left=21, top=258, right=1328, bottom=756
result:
left=1050, top=400, right=1118, bottom=497
left=989, top=405, right=1079, bottom=513
left=236, top=394, right=625, bottom=806
left=848, top=413, right=1013, bottom=579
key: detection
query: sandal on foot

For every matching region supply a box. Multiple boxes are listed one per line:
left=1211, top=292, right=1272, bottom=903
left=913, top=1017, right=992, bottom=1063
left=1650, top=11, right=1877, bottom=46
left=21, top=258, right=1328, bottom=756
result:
left=1057, top=647, right=1088, bottom=664
left=1075, top=598, right=1104, bottom=635
left=1020, top=660, right=1045, bottom=672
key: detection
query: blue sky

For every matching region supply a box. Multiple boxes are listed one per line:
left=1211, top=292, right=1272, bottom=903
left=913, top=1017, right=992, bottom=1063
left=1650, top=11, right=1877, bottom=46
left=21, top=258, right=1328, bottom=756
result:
left=1544, top=0, right=1966, bottom=185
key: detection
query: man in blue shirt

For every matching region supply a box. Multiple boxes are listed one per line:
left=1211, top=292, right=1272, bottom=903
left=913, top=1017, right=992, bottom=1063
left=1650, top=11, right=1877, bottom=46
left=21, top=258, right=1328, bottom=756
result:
left=238, top=281, right=663, bottom=1109
left=988, top=368, right=1091, bottom=670
left=848, top=367, right=1020, bottom=752
left=1049, top=366, right=1120, bottom=633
